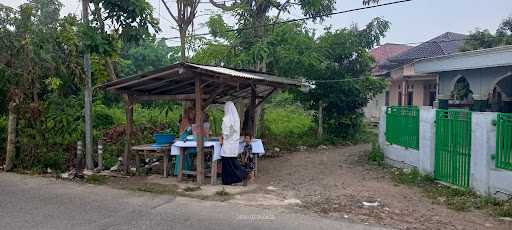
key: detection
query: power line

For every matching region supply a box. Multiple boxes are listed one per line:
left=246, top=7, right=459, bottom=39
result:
left=158, top=0, right=414, bottom=40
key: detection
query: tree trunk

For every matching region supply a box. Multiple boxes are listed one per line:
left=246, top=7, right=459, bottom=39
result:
left=105, top=58, right=117, bottom=81
left=4, top=102, right=17, bottom=171
left=179, top=28, right=187, bottom=62
left=82, top=0, right=94, bottom=170
left=123, top=96, right=134, bottom=174
left=317, top=101, right=324, bottom=138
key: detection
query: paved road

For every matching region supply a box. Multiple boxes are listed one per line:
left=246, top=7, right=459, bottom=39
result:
left=0, top=173, right=387, bottom=230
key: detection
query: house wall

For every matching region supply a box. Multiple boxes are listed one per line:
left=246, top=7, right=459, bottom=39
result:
left=364, top=92, right=386, bottom=123
left=386, top=79, right=436, bottom=106
left=438, top=66, right=512, bottom=101
left=379, top=107, right=512, bottom=199
left=388, top=80, right=402, bottom=105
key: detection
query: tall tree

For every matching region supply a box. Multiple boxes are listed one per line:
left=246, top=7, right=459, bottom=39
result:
left=85, top=0, right=160, bottom=80
left=207, top=0, right=381, bottom=71
left=80, top=0, right=160, bottom=171
left=161, top=0, right=200, bottom=62
left=193, top=17, right=390, bottom=139
left=0, top=0, right=84, bottom=170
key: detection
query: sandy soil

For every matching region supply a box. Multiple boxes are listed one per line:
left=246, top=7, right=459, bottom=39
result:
left=253, top=144, right=512, bottom=230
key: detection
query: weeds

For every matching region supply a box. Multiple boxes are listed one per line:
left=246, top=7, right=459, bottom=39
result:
left=183, top=186, right=201, bottom=192
left=130, top=183, right=179, bottom=195
left=85, top=175, right=109, bottom=185
left=391, top=168, right=512, bottom=217
left=215, top=187, right=231, bottom=196
left=368, top=142, right=384, bottom=166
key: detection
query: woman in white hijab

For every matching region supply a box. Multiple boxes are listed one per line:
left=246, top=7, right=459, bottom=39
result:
left=220, top=101, right=248, bottom=185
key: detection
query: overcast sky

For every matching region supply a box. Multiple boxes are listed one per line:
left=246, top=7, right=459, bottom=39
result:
left=3, top=0, right=512, bottom=46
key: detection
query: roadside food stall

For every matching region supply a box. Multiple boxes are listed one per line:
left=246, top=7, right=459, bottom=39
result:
left=100, top=63, right=303, bottom=184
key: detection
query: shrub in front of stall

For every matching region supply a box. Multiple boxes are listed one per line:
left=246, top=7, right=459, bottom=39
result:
left=263, top=105, right=316, bottom=149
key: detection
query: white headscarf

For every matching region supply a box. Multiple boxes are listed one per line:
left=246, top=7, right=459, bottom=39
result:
left=221, top=101, right=240, bottom=157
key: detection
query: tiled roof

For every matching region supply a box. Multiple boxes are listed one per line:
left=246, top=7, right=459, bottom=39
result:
left=373, top=32, right=467, bottom=76
left=371, top=43, right=413, bottom=64
left=370, top=43, right=412, bottom=75
left=388, top=32, right=467, bottom=64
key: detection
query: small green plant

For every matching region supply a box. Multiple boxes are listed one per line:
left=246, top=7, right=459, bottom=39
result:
left=85, top=175, right=109, bottom=185
left=183, top=186, right=201, bottom=192
left=215, top=187, right=231, bottom=196
left=392, top=167, right=512, bottom=215
left=368, top=142, right=384, bottom=166
left=131, top=183, right=179, bottom=194
left=495, top=202, right=512, bottom=218
left=391, top=168, right=435, bottom=186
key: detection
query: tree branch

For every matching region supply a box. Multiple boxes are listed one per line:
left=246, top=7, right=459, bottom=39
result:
left=209, top=0, right=237, bottom=11
left=161, top=0, right=178, bottom=22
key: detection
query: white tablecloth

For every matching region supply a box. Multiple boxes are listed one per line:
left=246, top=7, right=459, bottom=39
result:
left=170, top=139, right=265, bottom=161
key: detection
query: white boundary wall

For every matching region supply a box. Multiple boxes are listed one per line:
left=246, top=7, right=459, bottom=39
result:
left=379, top=107, right=512, bottom=198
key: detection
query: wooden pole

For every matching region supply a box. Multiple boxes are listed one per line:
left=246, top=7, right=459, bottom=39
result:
left=317, top=101, right=323, bottom=138
left=250, top=86, right=257, bottom=137
left=76, top=141, right=83, bottom=172
left=82, top=0, right=94, bottom=170
left=4, top=102, right=17, bottom=171
left=123, top=96, right=134, bottom=174
left=97, top=141, right=103, bottom=171
left=195, top=76, right=205, bottom=184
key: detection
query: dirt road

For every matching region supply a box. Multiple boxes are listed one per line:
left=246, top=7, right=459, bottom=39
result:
left=254, top=144, right=512, bottom=230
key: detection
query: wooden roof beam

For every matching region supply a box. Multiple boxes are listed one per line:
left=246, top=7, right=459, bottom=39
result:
left=109, top=68, right=180, bottom=90
left=133, top=94, right=209, bottom=102
left=151, top=79, right=195, bottom=94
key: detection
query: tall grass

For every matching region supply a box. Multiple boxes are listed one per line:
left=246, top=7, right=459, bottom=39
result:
left=263, top=104, right=316, bottom=149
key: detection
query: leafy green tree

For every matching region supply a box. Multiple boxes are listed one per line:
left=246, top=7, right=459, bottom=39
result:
left=300, top=19, right=389, bottom=138
left=118, top=38, right=180, bottom=76
left=85, top=0, right=161, bottom=80
left=0, top=0, right=87, bottom=170
left=463, top=16, right=512, bottom=51
left=194, top=17, right=389, bottom=139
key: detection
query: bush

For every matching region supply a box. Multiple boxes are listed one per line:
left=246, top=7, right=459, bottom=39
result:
left=263, top=105, right=316, bottom=149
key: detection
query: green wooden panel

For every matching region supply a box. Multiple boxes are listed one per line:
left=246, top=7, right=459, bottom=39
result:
left=496, top=113, right=512, bottom=171
left=385, top=106, right=420, bottom=150
left=435, top=109, right=472, bottom=188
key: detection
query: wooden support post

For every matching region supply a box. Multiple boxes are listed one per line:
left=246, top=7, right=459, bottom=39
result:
left=250, top=86, right=257, bottom=137
left=163, top=150, right=169, bottom=178
left=135, top=151, right=141, bottom=176
left=195, top=76, right=205, bottom=185
left=178, top=148, right=184, bottom=181
left=97, top=141, right=103, bottom=171
left=124, top=96, right=134, bottom=174
left=250, top=86, right=259, bottom=177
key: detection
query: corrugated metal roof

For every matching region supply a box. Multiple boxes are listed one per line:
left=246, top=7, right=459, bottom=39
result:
left=187, top=63, right=302, bottom=86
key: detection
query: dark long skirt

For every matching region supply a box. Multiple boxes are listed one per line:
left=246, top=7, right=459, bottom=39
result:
left=221, top=156, right=248, bottom=185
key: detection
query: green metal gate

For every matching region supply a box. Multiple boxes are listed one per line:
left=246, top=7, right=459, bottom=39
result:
left=435, top=109, right=472, bottom=188
left=496, top=113, right=512, bottom=171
